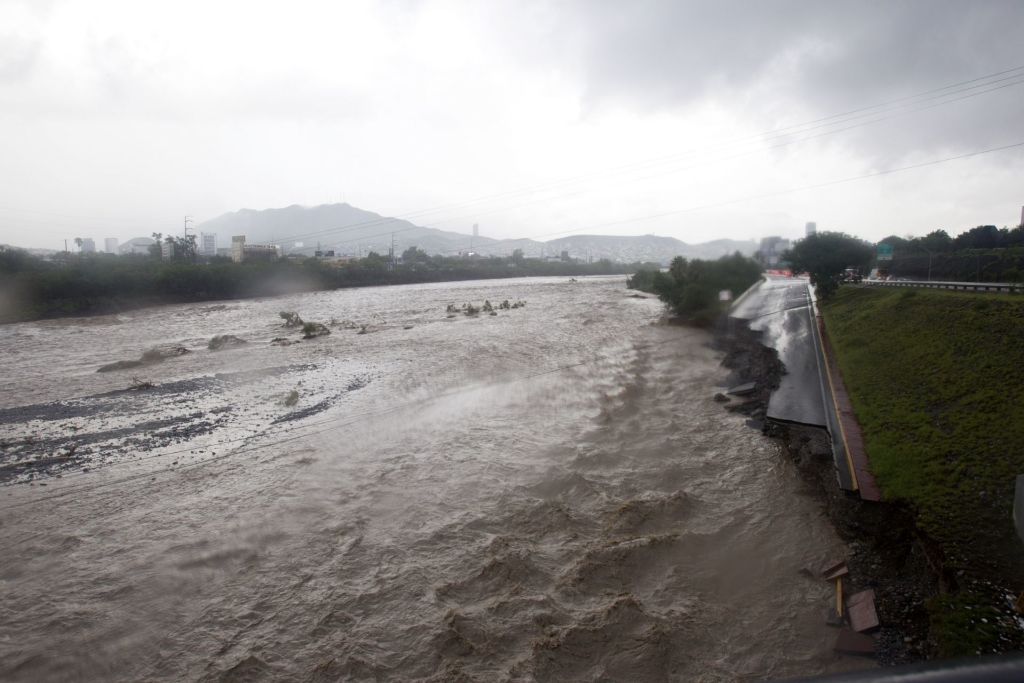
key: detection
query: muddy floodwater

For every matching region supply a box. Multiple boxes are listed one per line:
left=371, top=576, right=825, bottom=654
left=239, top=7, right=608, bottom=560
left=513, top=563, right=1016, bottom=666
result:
left=0, top=276, right=867, bottom=681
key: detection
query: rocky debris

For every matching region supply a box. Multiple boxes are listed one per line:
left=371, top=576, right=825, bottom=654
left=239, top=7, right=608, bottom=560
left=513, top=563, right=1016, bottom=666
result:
left=129, top=376, right=156, bottom=390
left=301, top=322, right=331, bottom=339
left=270, top=337, right=299, bottom=346
left=330, top=318, right=360, bottom=329
left=713, top=392, right=730, bottom=403
left=279, top=311, right=304, bottom=328
left=445, top=300, right=526, bottom=318
left=283, top=390, right=299, bottom=407
left=208, top=334, right=248, bottom=351
left=357, top=325, right=383, bottom=335
left=98, top=345, right=190, bottom=372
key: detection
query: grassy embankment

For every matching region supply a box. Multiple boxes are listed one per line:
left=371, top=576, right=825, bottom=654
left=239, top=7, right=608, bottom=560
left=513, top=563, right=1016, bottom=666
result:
left=822, top=286, right=1024, bottom=656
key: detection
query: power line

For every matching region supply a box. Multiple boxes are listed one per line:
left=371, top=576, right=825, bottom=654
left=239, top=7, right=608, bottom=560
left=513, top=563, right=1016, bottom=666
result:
left=3, top=64, right=1021, bottom=246
left=248, top=67, right=1024, bottom=246
left=268, top=135, right=1024, bottom=259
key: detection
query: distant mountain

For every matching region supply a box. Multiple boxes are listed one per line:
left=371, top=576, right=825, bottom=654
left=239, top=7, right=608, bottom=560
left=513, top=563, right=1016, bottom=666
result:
left=196, top=203, right=757, bottom=264
left=197, top=203, right=495, bottom=257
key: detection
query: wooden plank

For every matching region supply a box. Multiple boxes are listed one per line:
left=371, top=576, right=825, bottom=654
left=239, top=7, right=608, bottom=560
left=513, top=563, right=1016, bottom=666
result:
left=820, top=559, right=846, bottom=577
left=823, top=562, right=849, bottom=581
left=848, top=589, right=879, bottom=632
left=835, top=577, right=843, bottom=617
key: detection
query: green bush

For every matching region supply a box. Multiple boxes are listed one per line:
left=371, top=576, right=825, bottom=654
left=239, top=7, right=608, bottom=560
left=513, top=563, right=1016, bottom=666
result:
left=629, top=252, right=761, bottom=323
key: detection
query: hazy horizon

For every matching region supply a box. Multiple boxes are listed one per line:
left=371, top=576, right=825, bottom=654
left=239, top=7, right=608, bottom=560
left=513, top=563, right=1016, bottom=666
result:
left=2, top=1, right=1023, bottom=250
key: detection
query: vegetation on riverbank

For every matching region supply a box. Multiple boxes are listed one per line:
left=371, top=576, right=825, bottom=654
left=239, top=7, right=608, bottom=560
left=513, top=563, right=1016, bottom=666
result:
left=0, top=246, right=642, bottom=322
left=822, top=286, right=1024, bottom=656
left=627, top=252, right=762, bottom=324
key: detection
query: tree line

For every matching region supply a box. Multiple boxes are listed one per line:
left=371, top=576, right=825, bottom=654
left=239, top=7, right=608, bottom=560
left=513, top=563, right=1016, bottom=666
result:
left=0, top=247, right=647, bottom=322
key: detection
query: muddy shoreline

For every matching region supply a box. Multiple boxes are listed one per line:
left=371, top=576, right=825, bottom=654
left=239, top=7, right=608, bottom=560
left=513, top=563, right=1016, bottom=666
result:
left=713, top=317, right=939, bottom=666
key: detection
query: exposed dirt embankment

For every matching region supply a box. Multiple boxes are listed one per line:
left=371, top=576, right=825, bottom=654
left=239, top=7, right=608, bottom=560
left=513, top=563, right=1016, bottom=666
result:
left=713, top=317, right=938, bottom=666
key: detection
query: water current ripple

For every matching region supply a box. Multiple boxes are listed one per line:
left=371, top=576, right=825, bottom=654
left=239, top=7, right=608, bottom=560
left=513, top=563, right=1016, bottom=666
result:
left=0, top=276, right=868, bottom=681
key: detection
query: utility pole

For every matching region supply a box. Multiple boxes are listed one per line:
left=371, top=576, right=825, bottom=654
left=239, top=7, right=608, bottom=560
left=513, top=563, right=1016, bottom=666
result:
left=184, top=216, right=193, bottom=237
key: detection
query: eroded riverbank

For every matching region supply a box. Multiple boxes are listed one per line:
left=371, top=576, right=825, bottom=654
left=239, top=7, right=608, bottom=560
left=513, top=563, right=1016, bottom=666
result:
left=713, top=316, right=938, bottom=666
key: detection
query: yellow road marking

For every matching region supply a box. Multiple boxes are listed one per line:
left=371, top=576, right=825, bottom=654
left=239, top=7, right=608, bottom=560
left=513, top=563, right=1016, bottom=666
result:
left=816, top=313, right=859, bottom=491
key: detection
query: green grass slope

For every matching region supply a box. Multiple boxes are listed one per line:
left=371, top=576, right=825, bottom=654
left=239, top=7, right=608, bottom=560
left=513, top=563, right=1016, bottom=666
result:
left=823, top=286, right=1024, bottom=655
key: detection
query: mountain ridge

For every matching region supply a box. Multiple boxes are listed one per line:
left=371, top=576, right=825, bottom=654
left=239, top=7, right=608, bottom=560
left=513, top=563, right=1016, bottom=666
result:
left=197, top=203, right=757, bottom=264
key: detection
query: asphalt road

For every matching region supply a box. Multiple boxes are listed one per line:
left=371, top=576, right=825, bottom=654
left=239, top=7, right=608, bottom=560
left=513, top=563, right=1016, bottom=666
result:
left=731, top=276, right=827, bottom=428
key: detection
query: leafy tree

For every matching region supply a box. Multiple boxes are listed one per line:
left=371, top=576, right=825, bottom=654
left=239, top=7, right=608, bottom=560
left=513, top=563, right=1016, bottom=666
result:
left=629, top=252, right=762, bottom=324
left=362, top=251, right=388, bottom=271
left=168, top=234, right=198, bottom=262
left=954, top=225, right=1001, bottom=250
left=401, top=246, right=429, bottom=263
left=877, top=234, right=910, bottom=251
left=74, top=237, right=84, bottom=251
left=149, top=232, right=163, bottom=259
left=920, top=229, right=954, bottom=253
left=783, top=232, right=874, bottom=300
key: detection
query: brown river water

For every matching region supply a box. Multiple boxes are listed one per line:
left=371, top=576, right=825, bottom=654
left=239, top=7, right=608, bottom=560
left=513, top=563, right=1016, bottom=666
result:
left=0, top=276, right=867, bottom=681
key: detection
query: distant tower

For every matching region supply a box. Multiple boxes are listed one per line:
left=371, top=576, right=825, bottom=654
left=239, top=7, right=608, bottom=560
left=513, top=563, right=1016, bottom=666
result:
left=472, top=223, right=479, bottom=238
left=81, top=238, right=96, bottom=253
left=104, top=238, right=118, bottom=254
left=805, top=221, right=817, bottom=237
left=231, top=235, right=246, bottom=263
left=200, top=232, right=217, bottom=256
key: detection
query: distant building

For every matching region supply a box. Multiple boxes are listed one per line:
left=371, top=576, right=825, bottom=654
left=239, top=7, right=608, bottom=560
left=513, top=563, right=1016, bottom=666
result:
left=231, top=235, right=280, bottom=262
left=80, top=238, right=96, bottom=253
left=231, top=235, right=246, bottom=262
left=160, top=240, right=175, bottom=261
left=200, top=233, right=217, bottom=257
left=119, top=237, right=155, bottom=255
left=805, top=221, right=817, bottom=237
left=472, top=224, right=479, bottom=238
left=104, top=238, right=118, bottom=254
left=757, top=236, right=791, bottom=267
left=216, top=247, right=232, bottom=258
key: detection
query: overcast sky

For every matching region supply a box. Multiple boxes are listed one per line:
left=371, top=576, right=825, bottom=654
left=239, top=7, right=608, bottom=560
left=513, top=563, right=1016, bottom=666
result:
left=1, top=0, right=1023, bottom=249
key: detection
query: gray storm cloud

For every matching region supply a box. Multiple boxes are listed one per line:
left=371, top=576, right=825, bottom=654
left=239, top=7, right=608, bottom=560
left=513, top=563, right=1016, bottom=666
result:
left=553, top=0, right=1024, bottom=158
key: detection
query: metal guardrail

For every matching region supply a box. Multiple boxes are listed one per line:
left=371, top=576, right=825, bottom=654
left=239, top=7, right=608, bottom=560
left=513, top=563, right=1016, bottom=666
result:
left=863, top=279, right=1024, bottom=294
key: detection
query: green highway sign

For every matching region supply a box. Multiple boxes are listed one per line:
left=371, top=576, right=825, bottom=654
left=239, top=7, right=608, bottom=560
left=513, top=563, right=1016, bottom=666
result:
left=877, top=243, right=894, bottom=261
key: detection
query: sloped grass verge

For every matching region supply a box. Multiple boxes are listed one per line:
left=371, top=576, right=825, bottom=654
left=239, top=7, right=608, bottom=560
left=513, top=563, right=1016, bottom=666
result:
left=823, top=286, right=1024, bottom=656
